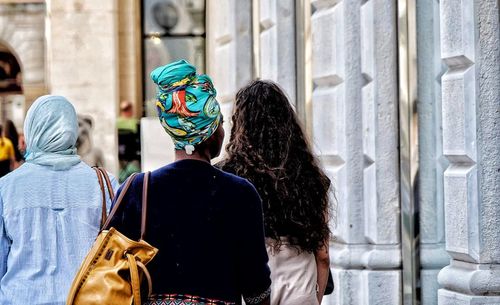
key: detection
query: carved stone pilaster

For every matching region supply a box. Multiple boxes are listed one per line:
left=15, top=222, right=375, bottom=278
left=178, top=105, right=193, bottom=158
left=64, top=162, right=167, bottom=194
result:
left=311, top=1, right=400, bottom=304
left=437, top=0, right=500, bottom=303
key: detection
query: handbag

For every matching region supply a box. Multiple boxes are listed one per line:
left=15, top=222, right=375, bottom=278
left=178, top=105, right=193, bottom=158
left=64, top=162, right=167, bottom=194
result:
left=66, top=171, right=158, bottom=305
left=324, top=269, right=334, bottom=295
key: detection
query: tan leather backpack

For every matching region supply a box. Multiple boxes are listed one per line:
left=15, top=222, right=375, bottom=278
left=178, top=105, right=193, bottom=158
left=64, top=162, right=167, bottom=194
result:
left=66, top=170, right=158, bottom=305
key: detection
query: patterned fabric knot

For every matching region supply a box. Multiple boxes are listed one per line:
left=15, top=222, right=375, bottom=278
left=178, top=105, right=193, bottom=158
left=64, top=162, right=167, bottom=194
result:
left=150, top=59, right=222, bottom=153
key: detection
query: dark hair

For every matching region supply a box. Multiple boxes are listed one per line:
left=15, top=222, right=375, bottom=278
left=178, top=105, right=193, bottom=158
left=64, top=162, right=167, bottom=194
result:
left=4, top=120, right=18, bottom=147
left=0, top=124, right=4, bottom=146
left=220, top=80, right=331, bottom=253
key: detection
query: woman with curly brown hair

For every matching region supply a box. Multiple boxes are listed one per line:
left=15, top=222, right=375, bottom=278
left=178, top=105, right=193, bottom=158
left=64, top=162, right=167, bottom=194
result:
left=219, top=80, right=332, bottom=305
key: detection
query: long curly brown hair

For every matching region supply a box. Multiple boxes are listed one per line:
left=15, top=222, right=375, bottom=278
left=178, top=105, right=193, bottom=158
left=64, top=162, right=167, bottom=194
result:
left=220, top=80, right=331, bottom=253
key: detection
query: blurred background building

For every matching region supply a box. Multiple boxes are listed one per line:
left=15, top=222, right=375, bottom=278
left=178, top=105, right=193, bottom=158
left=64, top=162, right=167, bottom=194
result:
left=0, top=0, right=499, bottom=304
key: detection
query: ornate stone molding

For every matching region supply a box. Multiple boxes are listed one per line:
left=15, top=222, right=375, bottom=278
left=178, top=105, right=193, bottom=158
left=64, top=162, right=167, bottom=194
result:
left=330, top=242, right=401, bottom=269
left=438, top=260, right=500, bottom=295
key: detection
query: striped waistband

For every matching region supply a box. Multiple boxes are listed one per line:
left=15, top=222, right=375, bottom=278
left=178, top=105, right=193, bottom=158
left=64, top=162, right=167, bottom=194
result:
left=144, top=294, right=236, bottom=305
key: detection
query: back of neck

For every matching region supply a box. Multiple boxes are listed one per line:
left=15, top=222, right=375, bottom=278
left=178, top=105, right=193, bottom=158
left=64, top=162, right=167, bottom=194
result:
left=174, top=149, right=211, bottom=163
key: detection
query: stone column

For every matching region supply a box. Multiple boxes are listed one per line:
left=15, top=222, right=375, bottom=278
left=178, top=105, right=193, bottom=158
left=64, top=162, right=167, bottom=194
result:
left=117, top=0, right=142, bottom=117
left=416, top=0, right=450, bottom=304
left=437, top=0, right=500, bottom=303
left=206, top=0, right=252, bottom=156
left=258, top=0, right=296, bottom=104
left=46, top=0, right=119, bottom=173
left=311, top=1, right=401, bottom=304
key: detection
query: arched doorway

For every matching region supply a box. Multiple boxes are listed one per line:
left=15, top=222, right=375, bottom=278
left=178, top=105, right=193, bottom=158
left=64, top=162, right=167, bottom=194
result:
left=0, top=42, right=25, bottom=131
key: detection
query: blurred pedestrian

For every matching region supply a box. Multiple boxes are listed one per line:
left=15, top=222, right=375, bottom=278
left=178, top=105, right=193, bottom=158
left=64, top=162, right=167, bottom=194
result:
left=3, top=119, right=24, bottom=167
left=219, top=80, right=332, bottom=305
left=117, top=100, right=140, bottom=182
left=0, top=95, right=118, bottom=304
left=76, top=114, right=105, bottom=167
left=0, top=124, right=15, bottom=177
left=108, top=60, right=271, bottom=305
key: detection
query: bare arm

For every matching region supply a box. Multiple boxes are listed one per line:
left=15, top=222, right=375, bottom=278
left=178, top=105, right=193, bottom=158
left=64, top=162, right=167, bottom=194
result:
left=315, top=244, right=330, bottom=303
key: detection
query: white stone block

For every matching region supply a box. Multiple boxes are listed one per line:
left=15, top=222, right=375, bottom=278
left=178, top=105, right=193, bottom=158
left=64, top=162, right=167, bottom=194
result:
left=212, top=0, right=233, bottom=44
left=362, top=270, right=401, bottom=305
left=259, top=0, right=277, bottom=30
left=210, top=44, right=237, bottom=103
left=330, top=269, right=363, bottom=305
left=440, top=0, right=475, bottom=65
left=233, top=0, right=252, bottom=86
left=258, top=0, right=295, bottom=102
left=360, top=0, right=374, bottom=79
left=260, top=26, right=278, bottom=81
left=312, top=3, right=345, bottom=84
left=441, top=67, right=477, bottom=163
left=312, top=86, right=346, bottom=156
left=443, top=165, right=479, bottom=262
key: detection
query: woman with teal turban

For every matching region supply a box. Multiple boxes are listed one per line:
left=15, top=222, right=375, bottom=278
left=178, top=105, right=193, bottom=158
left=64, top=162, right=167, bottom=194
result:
left=108, top=60, right=272, bottom=305
left=151, top=59, right=223, bottom=156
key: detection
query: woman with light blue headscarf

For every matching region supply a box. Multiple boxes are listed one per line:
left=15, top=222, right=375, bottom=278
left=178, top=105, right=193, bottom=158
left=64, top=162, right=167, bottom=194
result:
left=0, top=95, right=118, bottom=305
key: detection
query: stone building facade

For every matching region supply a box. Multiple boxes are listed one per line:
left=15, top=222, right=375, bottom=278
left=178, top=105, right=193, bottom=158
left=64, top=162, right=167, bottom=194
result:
left=0, top=0, right=499, bottom=304
left=207, top=1, right=499, bottom=304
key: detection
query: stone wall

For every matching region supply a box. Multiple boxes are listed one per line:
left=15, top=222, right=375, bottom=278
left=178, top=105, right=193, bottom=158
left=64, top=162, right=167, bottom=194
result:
left=46, top=0, right=119, bottom=173
left=206, top=0, right=252, bottom=159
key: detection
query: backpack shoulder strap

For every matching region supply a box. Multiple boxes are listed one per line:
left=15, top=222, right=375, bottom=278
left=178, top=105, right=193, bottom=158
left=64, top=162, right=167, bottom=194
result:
left=96, top=167, right=115, bottom=201
left=92, top=167, right=107, bottom=228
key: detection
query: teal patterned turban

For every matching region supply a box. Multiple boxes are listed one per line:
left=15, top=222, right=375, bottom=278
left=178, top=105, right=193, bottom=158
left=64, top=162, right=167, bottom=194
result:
left=150, top=60, right=222, bottom=154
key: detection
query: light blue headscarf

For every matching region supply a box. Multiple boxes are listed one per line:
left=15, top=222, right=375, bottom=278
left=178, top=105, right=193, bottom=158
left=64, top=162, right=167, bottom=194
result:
left=24, top=95, right=81, bottom=170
